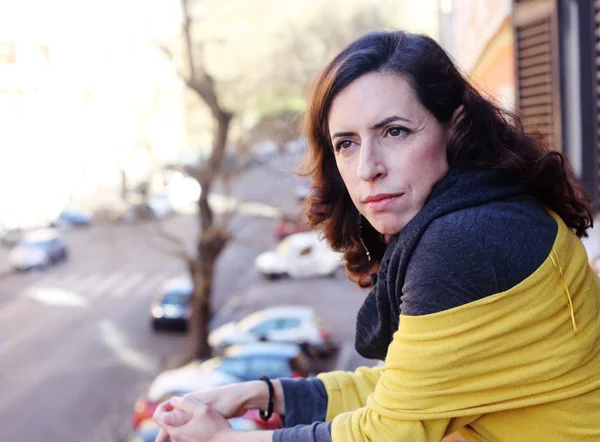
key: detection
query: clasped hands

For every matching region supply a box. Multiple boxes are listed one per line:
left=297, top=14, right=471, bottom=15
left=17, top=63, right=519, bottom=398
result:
left=153, top=394, right=234, bottom=442
left=152, top=381, right=273, bottom=442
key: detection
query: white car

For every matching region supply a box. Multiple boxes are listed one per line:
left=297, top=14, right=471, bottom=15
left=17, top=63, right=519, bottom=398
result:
left=255, top=231, right=343, bottom=279
left=209, top=306, right=334, bottom=357
left=9, top=229, right=68, bottom=271
left=146, top=362, right=239, bottom=403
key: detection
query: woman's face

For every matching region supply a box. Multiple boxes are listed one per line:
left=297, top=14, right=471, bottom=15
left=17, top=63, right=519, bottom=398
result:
left=328, top=73, right=449, bottom=235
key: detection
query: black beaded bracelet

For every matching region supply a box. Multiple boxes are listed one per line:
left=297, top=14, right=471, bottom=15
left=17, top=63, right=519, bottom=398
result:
left=259, top=375, right=275, bottom=421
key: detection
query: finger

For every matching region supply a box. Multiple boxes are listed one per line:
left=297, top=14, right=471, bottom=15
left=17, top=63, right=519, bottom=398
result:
left=155, top=428, right=169, bottom=442
left=153, top=396, right=183, bottom=424
left=176, top=395, right=209, bottom=414
left=154, top=396, right=180, bottom=419
left=159, top=407, right=192, bottom=427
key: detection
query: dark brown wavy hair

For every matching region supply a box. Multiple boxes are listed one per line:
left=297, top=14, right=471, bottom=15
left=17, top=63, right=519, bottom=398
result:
left=302, top=30, right=592, bottom=288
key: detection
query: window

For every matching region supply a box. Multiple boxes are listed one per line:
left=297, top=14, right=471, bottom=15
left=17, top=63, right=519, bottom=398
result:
left=249, top=318, right=281, bottom=335
left=248, top=358, right=291, bottom=379
left=280, top=317, right=301, bottom=329
left=0, top=42, right=15, bottom=64
left=162, top=291, right=190, bottom=306
left=217, top=358, right=248, bottom=379
left=513, top=0, right=561, bottom=150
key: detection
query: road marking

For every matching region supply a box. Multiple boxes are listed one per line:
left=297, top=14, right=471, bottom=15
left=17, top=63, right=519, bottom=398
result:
left=27, top=287, right=89, bottom=308
left=8, top=271, right=70, bottom=298
left=110, top=272, right=145, bottom=298
left=87, top=272, right=124, bottom=298
left=98, top=319, right=158, bottom=374
left=67, top=273, right=105, bottom=297
left=133, top=273, right=167, bottom=299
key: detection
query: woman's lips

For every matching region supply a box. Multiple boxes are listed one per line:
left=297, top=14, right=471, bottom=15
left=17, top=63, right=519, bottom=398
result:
left=364, top=194, right=403, bottom=212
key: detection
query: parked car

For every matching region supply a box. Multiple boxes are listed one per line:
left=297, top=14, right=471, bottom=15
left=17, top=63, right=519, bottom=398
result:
left=200, top=342, right=310, bottom=381
left=132, top=343, right=303, bottom=430
left=275, top=212, right=309, bottom=240
left=209, top=306, right=333, bottom=357
left=150, top=277, right=193, bottom=331
left=52, top=208, right=92, bottom=228
left=255, top=231, right=343, bottom=279
left=9, top=229, right=68, bottom=271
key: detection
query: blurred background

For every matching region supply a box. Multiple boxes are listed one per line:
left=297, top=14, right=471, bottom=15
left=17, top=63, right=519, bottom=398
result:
left=0, top=0, right=597, bottom=441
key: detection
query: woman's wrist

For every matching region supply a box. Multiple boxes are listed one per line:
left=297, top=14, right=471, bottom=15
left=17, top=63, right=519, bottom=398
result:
left=243, top=380, right=285, bottom=415
left=213, top=430, right=274, bottom=442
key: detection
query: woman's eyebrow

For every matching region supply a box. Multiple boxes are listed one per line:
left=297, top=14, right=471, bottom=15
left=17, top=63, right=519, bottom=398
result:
left=331, top=131, right=355, bottom=140
left=370, top=115, right=411, bottom=130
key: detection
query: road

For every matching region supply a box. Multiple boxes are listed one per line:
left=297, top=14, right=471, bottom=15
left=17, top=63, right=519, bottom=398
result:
left=0, top=154, right=373, bottom=442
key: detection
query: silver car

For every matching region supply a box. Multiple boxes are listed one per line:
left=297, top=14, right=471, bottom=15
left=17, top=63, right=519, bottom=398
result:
left=9, top=229, right=68, bottom=271
left=150, top=277, right=193, bottom=331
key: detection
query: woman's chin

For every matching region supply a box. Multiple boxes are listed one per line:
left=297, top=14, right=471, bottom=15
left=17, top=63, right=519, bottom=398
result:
left=368, top=209, right=419, bottom=237
left=371, top=222, right=402, bottom=237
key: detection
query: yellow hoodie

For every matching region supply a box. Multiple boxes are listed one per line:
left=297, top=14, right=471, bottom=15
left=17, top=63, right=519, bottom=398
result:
left=317, top=211, right=600, bottom=441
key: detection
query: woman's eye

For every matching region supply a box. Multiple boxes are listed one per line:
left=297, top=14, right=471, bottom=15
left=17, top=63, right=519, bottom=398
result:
left=336, top=140, right=353, bottom=151
left=387, top=127, right=407, bottom=138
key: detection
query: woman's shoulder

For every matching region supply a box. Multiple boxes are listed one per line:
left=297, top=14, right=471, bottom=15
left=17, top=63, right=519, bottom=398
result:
left=400, top=197, right=557, bottom=316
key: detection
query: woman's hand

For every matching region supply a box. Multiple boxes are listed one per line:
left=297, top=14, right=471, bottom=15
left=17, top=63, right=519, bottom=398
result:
left=154, top=396, right=235, bottom=442
left=157, top=380, right=284, bottom=423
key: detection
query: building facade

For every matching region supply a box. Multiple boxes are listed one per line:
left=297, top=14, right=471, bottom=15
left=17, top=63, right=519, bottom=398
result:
left=439, top=0, right=515, bottom=110
left=441, top=0, right=600, bottom=210
left=513, top=0, right=598, bottom=209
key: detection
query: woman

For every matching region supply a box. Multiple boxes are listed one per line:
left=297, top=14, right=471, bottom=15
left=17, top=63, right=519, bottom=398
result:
left=153, top=30, right=600, bottom=442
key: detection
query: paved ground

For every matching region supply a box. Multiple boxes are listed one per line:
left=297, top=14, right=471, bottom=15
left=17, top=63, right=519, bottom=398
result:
left=0, top=153, right=374, bottom=442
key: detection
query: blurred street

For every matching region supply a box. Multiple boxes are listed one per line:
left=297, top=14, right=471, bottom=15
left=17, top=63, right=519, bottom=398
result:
left=0, top=154, right=371, bottom=442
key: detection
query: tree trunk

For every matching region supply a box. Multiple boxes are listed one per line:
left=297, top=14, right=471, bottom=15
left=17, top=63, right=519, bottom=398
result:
left=186, top=227, right=230, bottom=361
left=185, top=110, right=233, bottom=361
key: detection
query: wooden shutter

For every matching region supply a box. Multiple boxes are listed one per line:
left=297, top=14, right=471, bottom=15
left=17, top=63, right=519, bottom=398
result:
left=513, top=0, right=561, bottom=150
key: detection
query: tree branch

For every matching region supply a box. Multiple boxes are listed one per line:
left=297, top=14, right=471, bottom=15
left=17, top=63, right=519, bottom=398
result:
left=145, top=217, right=192, bottom=262
left=180, top=0, right=197, bottom=81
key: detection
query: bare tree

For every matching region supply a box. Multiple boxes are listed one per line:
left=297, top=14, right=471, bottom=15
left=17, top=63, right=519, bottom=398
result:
left=157, top=0, right=235, bottom=361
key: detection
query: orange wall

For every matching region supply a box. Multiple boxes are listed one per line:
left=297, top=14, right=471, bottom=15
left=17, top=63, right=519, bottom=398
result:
left=442, top=1, right=515, bottom=111
left=470, top=20, right=516, bottom=111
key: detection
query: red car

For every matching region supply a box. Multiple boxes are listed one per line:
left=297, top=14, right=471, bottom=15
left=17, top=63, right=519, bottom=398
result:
left=275, top=212, right=309, bottom=240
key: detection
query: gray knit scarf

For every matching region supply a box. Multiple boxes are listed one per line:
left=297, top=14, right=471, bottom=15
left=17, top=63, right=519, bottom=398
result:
left=355, top=168, right=525, bottom=360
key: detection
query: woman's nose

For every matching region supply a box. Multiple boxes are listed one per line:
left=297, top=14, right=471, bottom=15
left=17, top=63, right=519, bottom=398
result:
left=358, top=142, right=385, bottom=182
